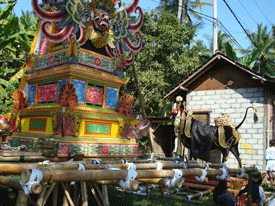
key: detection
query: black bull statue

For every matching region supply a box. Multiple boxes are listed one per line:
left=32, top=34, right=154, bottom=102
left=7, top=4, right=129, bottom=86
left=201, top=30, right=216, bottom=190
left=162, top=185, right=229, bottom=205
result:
left=172, top=104, right=258, bottom=168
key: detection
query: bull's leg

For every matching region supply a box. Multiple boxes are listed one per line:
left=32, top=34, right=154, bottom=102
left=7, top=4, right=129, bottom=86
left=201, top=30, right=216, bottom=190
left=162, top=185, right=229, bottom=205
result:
left=230, top=143, right=242, bottom=168
left=221, top=148, right=228, bottom=163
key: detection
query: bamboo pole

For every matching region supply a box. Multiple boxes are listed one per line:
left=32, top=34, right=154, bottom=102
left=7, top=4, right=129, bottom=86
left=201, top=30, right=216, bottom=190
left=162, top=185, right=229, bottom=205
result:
left=52, top=183, right=58, bottom=206
left=95, top=180, right=139, bottom=190
left=16, top=190, right=28, bottom=206
left=62, top=183, right=70, bottom=206
left=186, top=189, right=212, bottom=199
left=21, top=168, right=255, bottom=184
left=87, top=183, right=102, bottom=206
left=72, top=183, right=78, bottom=206
left=42, top=182, right=57, bottom=206
left=81, top=182, right=88, bottom=206
left=0, top=175, right=22, bottom=190
left=0, top=161, right=256, bottom=175
left=102, top=185, right=109, bottom=206
left=37, top=187, right=47, bottom=206
left=138, top=177, right=185, bottom=188
left=61, top=182, right=75, bottom=206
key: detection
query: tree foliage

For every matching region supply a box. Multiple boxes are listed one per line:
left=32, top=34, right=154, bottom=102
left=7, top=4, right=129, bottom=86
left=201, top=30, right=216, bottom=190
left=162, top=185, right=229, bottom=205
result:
left=0, top=3, right=37, bottom=114
left=125, top=11, right=207, bottom=117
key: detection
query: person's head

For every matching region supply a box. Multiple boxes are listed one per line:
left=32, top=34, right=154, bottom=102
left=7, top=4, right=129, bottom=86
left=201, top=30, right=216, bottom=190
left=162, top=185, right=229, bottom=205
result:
left=252, top=172, right=263, bottom=185
left=270, top=139, right=275, bottom=147
left=216, top=180, right=228, bottom=192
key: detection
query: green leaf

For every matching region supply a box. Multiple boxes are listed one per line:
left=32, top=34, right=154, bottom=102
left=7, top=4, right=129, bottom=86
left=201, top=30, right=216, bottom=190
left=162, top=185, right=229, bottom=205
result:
left=0, top=3, right=15, bottom=20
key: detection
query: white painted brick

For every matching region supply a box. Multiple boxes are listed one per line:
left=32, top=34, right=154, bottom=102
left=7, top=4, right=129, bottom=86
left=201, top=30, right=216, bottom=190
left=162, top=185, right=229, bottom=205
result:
left=252, top=144, right=264, bottom=150
left=215, top=90, right=225, bottom=95
left=186, top=95, right=191, bottom=102
left=211, top=95, right=220, bottom=100
left=206, top=100, right=215, bottom=105
left=197, top=100, right=206, bottom=105
left=188, top=91, right=196, bottom=96
left=230, top=103, right=241, bottom=109
left=252, top=134, right=263, bottom=139
left=252, top=124, right=263, bottom=129
left=242, top=103, right=254, bottom=109
left=246, top=139, right=258, bottom=144
left=221, top=104, right=230, bottom=109
left=240, top=134, right=251, bottom=139
left=246, top=129, right=258, bottom=134
left=188, top=105, right=201, bottom=110
left=253, top=155, right=263, bottom=160
left=222, top=94, right=232, bottom=99
left=216, top=98, right=226, bottom=105
left=230, top=113, right=241, bottom=118
left=192, top=96, right=202, bottom=101
left=225, top=108, right=235, bottom=113
left=196, top=91, right=206, bottom=96
left=210, top=104, right=220, bottom=109
left=257, top=129, right=264, bottom=133
left=227, top=99, right=237, bottom=104
left=205, top=90, right=215, bottom=95
left=225, top=89, right=236, bottom=94
left=241, top=154, right=250, bottom=159
left=201, top=105, right=211, bottom=110
left=201, top=95, right=211, bottom=100
left=231, top=93, right=243, bottom=98
left=257, top=139, right=263, bottom=144
left=238, top=128, right=246, bottom=133
left=258, top=150, right=264, bottom=155
left=244, top=160, right=257, bottom=165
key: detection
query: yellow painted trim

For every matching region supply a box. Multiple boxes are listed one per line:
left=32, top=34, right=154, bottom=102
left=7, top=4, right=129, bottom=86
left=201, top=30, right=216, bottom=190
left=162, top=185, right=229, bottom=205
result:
left=21, top=117, right=53, bottom=134
left=79, top=119, right=119, bottom=138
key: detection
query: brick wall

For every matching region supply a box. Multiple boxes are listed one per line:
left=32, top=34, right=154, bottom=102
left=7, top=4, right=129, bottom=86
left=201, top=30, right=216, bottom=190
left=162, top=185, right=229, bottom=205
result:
left=186, top=87, right=267, bottom=171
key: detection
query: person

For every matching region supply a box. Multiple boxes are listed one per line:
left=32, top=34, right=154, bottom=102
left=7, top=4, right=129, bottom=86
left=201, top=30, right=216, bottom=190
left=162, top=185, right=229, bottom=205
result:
left=213, top=179, right=237, bottom=206
left=265, top=139, right=275, bottom=188
left=237, top=172, right=265, bottom=206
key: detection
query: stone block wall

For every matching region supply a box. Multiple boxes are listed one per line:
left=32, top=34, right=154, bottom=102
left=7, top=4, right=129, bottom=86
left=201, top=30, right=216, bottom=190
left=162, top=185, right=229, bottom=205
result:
left=186, top=87, right=267, bottom=171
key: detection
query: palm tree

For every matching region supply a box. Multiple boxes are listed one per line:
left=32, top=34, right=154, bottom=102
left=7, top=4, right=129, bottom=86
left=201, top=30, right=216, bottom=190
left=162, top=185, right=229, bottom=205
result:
left=238, top=23, right=275, bottom=76
left=204, top=30, right=236, bottom=55
left=178, top=0, right=212, bottom=25
left=158, top=0, right=212, bottom=25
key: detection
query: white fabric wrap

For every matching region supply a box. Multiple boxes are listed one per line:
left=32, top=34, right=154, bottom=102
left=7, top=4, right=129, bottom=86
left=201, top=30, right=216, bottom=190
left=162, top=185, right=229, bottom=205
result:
left=119, top=169, right=137, bottom=189
left=20, top=169, right=43, bottom=195
left=195, top=169, right=207, bottom=182
left=92, top=159, right=102, bottom=164
left=165, top=169, right=183, bottom=188
left=236, top=168, right=245, bottom=178
left=186, top=195, right=193, bottom=202
left=126, top=163, right=136, bottom=170
left=216, top=168, right=228, bottom=180
left=121, top=159, right=128, bottom=164
left=156, top=161, right=163, bottom=170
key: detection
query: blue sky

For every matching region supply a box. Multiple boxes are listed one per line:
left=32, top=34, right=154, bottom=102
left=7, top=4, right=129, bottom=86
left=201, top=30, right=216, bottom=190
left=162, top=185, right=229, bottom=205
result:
left=1, top=0, right=274, bottom=53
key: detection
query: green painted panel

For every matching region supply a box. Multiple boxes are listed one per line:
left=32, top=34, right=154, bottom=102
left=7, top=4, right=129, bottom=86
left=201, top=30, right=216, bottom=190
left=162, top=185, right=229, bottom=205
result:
left=29, top=119, right=46, bottom=130
left=86, top=123, right=110, bottom=134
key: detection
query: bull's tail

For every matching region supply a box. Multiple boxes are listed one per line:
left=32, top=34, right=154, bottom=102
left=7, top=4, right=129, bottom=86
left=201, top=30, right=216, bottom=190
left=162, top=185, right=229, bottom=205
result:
left=235, top=106, right=258, bottom=130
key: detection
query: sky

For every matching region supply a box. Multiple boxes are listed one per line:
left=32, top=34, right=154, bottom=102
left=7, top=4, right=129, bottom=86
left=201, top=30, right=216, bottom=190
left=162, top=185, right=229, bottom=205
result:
left=1, top=0, right=274, bottom=53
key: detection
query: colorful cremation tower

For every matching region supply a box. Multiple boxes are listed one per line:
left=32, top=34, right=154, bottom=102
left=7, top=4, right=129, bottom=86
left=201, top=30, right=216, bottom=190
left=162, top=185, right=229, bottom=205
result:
left=7, top=0, right=145, bottom=157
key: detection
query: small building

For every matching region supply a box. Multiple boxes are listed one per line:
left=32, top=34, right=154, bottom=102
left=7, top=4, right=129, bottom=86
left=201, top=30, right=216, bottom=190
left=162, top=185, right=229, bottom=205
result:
left=164, top=51, right=275, bottom=171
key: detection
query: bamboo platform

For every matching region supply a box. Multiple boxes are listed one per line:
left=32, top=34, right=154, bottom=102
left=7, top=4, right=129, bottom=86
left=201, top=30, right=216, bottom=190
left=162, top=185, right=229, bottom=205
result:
left=0, top=149, right=263, bottom=206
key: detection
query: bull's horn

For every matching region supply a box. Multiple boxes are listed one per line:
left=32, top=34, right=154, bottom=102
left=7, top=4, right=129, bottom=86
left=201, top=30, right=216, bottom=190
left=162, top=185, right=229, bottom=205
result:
left=253, top=108, right=258, bottom=123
